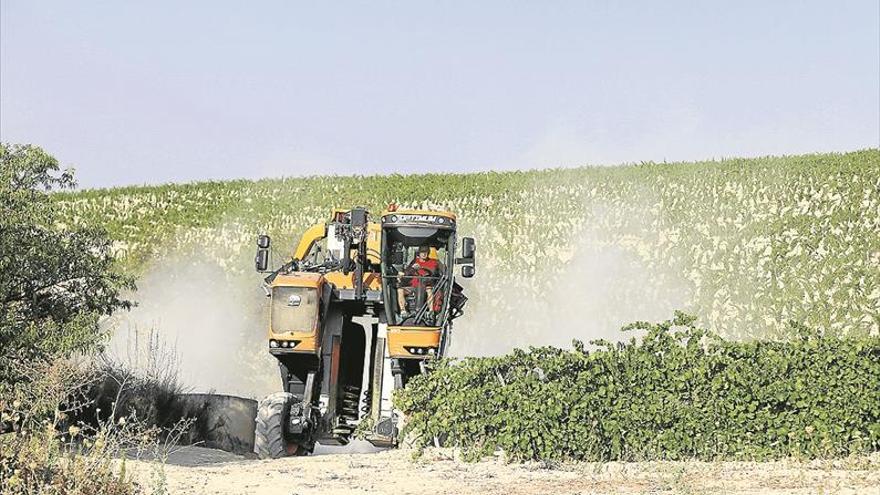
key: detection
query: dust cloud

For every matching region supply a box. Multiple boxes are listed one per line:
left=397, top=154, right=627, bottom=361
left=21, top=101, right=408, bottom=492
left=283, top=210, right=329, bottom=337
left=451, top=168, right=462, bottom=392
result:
left=107, top=193, right=692, bottom=388
left=449, top=203, right=692, bottom=357
left=106, top=255, right=278, bottom=399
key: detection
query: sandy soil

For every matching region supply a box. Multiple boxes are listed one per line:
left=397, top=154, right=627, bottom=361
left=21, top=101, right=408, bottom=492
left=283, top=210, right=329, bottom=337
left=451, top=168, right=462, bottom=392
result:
left=124, top=445, right=880, bottom=495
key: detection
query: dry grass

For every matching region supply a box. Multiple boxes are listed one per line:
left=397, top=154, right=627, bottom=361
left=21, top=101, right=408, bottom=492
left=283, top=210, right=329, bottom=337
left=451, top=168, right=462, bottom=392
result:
left=0, top=351, right=192, bottom=495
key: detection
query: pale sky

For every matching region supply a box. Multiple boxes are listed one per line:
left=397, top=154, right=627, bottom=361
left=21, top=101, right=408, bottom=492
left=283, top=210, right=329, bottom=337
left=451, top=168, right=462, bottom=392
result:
left=1, top=1, right=878, bottom=189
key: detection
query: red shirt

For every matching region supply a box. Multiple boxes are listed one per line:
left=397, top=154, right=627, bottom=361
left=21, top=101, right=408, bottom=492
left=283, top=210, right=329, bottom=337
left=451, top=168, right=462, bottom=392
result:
left=408, top=258, right=439, bottom=288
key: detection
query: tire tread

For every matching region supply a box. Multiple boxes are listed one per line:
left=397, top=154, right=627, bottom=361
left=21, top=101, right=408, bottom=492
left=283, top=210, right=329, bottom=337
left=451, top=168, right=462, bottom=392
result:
left=253, top=392, right=295, bottom=459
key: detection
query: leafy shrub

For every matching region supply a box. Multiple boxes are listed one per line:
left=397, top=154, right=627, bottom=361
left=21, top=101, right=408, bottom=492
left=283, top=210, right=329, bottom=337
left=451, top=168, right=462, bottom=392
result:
left=396, top=312, right=880, bottom=462
left=0, top=143, right=134, bottom=397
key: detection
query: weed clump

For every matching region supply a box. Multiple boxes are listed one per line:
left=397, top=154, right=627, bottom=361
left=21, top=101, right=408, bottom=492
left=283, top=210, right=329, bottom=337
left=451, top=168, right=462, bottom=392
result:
left=0, top=355, right=191, bottom=494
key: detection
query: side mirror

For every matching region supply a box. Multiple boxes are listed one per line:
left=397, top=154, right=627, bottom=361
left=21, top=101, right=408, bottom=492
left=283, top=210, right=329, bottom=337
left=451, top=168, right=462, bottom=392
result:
left=461, top=237, right=475, bottom=260
left=461, top=265, right=475, bottom=278
left=257, top=235, right=271, bottom=249
left=255, top=249, right=269, bottom=272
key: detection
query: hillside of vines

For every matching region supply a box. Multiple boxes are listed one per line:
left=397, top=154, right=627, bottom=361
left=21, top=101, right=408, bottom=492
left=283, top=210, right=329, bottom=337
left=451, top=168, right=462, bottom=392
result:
left=55, top=149, right=880, bottom=341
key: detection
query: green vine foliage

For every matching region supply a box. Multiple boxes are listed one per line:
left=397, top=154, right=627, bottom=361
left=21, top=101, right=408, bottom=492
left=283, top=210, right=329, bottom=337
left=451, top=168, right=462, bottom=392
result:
left=395, top=312, right=880, bottom=462
left=53, top=150, right=880, bottom=339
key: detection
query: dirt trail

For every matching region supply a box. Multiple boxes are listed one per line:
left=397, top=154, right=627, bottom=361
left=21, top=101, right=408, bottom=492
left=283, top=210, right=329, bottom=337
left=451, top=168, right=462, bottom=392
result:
left=126, top=447, right=880, bottom=495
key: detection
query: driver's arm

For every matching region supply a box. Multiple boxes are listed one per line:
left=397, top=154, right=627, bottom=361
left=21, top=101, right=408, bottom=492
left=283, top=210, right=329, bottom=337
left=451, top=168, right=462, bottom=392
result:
left=400, top=261, right=417, bottom=281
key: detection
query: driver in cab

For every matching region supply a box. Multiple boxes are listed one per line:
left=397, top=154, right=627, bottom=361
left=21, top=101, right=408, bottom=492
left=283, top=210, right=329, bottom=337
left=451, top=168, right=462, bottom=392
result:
left=397, top=245, right=442, bottom=318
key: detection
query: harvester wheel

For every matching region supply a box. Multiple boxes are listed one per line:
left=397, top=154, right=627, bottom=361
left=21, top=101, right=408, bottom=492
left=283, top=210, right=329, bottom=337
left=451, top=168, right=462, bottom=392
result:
left=254, top=392, right=306, bottom=459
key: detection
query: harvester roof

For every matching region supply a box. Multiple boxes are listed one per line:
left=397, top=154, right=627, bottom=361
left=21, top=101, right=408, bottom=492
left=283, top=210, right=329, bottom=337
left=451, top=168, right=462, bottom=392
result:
left=381, top=209, right=457, bottom=221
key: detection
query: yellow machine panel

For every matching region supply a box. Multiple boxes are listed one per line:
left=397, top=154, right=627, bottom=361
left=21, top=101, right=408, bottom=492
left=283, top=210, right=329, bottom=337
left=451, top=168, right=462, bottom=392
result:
left=293, top=224, right=327, bottom=261
left=271, top=272, right=324, bottom=289
left=386, top=326, right=442, bottom=359
left=268, top=273, right=324, bottom=353
left=268, top=330, right=320, bottom=354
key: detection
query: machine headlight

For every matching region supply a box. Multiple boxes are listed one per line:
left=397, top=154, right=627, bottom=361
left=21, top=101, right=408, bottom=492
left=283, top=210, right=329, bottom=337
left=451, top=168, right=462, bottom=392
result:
left=405, top=346, right=437, bottom=355
left=269, top=340, right=279, bottom=348
left=391, top=215, right=398, bottom=223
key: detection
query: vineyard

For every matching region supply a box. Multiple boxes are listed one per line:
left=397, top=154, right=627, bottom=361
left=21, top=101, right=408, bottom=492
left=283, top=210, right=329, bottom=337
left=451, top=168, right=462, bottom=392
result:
left=46, top=148, right=880, bottom=464
left=397, top=312, right=880, bottom=461
left=56, top=149, right=880, bottom=342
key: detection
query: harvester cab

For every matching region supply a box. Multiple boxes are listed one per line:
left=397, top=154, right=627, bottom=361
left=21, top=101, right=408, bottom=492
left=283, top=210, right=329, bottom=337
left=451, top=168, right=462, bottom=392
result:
left=252, top=207, right=475, bottom=458
left=379, top=210, right=472, bottom=363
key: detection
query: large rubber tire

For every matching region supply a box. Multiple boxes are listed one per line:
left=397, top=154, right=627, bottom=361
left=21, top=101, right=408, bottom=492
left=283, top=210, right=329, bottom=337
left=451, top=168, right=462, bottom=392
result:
left=254, top=392, right=299, bottom=459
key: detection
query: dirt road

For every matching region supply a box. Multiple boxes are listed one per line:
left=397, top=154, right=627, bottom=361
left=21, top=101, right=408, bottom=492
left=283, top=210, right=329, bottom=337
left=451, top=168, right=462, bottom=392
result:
left=125, top=446, right=880, bottom=495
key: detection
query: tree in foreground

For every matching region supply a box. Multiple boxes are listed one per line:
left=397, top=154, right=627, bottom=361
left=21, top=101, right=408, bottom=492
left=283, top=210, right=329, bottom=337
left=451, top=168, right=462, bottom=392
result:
left=0, top=143, right=135, bottom=390
left=0, top=144, right=144, bottom=495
